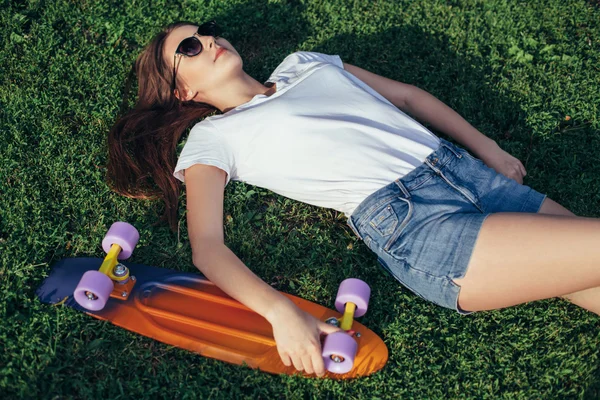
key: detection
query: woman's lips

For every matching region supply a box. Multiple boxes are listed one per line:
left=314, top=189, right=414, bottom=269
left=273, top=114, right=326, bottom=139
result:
left=215, top=48, right=226, bottom=61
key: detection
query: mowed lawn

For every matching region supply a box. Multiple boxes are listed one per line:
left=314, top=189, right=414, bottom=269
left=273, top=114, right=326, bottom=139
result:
left=2, top=0, right=600, bottom=398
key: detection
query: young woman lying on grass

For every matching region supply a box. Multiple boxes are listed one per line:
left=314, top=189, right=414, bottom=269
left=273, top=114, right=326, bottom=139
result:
left=106, top=20, right=598, bottom=377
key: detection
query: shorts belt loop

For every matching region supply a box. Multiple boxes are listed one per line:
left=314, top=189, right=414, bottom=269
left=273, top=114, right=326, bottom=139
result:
left=440, top=140, right=463, bottom=159
left=393, top=178, right=412, bottom=199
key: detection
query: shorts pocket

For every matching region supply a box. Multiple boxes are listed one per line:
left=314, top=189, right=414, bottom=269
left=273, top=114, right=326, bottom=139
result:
left=382, top=197, right=413, bottom=252
left=360, top=196, right=413, bottom=254
left=369, top=204, right=398, bottom=237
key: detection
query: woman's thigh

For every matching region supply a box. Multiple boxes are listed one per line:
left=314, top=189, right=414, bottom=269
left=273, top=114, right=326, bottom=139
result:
left=450, top=210, right=600, bottom=312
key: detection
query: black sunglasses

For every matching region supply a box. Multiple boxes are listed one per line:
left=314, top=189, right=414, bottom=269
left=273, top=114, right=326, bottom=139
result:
left=171, top=20, right=222, bottom=93
left=175, top=20, right=222, bottom=58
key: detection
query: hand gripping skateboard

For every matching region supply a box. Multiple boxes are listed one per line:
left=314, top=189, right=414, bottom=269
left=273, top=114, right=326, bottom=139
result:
left=36, top=222, right=388, bottom=378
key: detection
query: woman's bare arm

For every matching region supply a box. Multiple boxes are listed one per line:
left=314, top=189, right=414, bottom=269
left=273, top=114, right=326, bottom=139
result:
left=185, top=163, right=294, bottom=321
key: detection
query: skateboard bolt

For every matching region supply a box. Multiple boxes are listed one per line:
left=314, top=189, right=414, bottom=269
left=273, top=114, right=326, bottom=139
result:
left=114, top=263, right=128, bottom=277
left=325, top=317, right=339, bottom=327
left=331, top=355, right=344, bottom=363
left=355, top=332, right=361, bottom=338
left=86, top=291, right=97, bottom=300
left=121, top=291, right=128, bottom=297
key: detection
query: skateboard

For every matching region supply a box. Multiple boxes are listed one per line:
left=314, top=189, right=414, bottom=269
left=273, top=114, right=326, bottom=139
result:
left=36, top=222, right=388, bottom=379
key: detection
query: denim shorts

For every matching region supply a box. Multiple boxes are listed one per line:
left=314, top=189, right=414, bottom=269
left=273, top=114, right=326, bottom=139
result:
left=346, top=137, right=547, bottom=315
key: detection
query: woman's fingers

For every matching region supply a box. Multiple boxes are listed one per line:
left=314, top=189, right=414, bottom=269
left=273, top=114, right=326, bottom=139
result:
left=311, top=348, right=326, bottom=376
left=318, top=319, right=343, bottom=335
left=289, top=349, right=321, bottom=375
left=278, top=350, right=292, bottom=367
left=291, top=355, right=304, bottom=372
left=301, top=353, right=315, bottom=375
left=520, top=162, right=527, bottom=177
left=282, top=351, right=309, bottom=374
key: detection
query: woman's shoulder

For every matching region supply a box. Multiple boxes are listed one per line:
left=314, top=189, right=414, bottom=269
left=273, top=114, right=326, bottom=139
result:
left=189, top=119, right=218, bottom=134
left=266, top=50, right=344, bottom=86
left=287, top=51, right=344, bottom=68
left=276, top=50, right=343, bottom=71
left=178, top=120, right=221, bottom=149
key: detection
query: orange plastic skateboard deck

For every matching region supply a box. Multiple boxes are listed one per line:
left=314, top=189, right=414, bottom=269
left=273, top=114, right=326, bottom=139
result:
left=36, top=257, right=388, bottom=379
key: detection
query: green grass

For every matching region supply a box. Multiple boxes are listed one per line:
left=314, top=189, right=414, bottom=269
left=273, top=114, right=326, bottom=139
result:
left=1, top=0, right=600, bottom=398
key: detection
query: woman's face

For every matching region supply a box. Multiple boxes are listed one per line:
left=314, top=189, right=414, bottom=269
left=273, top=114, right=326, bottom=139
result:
left=163, top=24, right=242, bottom=102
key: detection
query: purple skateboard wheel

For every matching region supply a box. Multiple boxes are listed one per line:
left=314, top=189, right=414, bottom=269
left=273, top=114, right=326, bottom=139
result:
left=101, top=222, right=140, bottom=259
left=334, top=278, right=371, bottom=317
left=73, top=270, right=114, bottom=311
left=322, top=331, right=358, bottom=374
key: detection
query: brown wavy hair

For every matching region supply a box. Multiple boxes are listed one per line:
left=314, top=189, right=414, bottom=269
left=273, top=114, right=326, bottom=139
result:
left=105, top=21, right=219, bottom=232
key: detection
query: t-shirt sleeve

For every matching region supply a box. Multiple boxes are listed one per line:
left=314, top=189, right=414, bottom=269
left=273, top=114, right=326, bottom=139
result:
left=266, top=51, right=344, bottom=86
left=292, top=51, right=344, bottom=69
left=173, top=120, right=234, bottom=186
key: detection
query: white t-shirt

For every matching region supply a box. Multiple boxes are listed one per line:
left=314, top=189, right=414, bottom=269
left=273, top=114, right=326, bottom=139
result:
left=174, top=51, right=440, bottom=218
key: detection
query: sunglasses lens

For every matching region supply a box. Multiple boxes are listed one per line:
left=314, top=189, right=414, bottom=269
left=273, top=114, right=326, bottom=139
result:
left=178, top=37, right=202, bottom=56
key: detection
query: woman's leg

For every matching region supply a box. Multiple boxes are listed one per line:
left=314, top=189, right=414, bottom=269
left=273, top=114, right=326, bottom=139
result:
left=537, top=197, right=600, bottom=315
left=451, top=196, right=600, bottom=314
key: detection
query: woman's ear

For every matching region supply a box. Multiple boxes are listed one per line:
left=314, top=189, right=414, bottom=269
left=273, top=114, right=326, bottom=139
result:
left=174, top=88, right=194, bottom=102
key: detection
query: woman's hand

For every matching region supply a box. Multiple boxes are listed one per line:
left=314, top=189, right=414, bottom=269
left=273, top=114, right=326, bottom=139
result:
left=477, top=141, right=527, bottom=185
left=266, top=299, right=343, bottom=377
